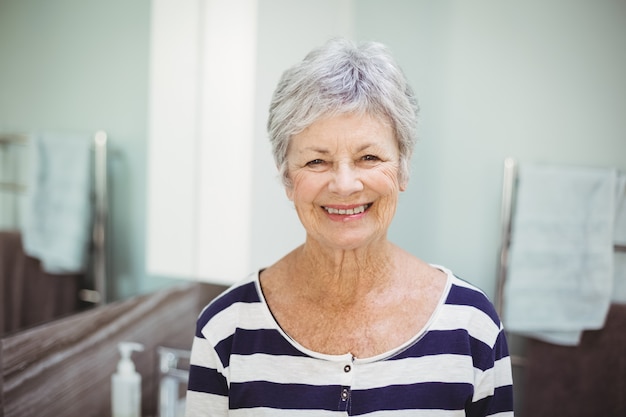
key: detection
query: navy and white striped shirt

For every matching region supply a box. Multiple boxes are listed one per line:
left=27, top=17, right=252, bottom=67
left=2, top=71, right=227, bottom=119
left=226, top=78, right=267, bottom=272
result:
left=186, top=266, right=514, bottom=416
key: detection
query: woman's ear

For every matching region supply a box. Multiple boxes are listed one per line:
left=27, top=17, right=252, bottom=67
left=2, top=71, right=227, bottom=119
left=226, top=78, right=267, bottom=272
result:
left=281, top=160, right=296, bottom=200
left=283, top=171, right=295, bottom=201
left=281, top=164, right=295, bottom=200
left=399, top=178, right=408, bottom=192
left=398, top=165, right=409, bottom=192
left=285, top=185, right=294, bottom=201
left=397, top=158, right=410, bottom=192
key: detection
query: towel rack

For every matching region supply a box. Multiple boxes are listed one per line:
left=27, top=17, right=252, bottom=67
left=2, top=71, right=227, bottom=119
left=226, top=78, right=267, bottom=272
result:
left=0, top=134, right=28, bottom=193
left=0, top=133, right=28, bottom=144
left=0, top=131, right=109, bottom=306
left=495, top=158, right=517, bottom=318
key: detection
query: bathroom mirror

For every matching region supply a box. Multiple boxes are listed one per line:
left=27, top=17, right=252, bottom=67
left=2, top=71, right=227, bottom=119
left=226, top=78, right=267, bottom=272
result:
left=0, top=0, right=163, bottom=336
left=2, top=0, right=625, bottom=339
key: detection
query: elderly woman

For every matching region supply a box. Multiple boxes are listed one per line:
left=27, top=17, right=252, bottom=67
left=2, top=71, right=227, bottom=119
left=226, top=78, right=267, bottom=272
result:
left=185, top=38, right=514, bottom=416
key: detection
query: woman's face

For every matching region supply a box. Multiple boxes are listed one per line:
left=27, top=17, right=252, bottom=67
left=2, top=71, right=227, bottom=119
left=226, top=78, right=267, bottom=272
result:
left=285, top=112, right=405, bottom=251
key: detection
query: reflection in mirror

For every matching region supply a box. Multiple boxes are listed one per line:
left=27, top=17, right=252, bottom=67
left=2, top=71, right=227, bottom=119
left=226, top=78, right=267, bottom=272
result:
left=0, top=0, right=164, bottom=336
left=0, top=131, right=108, bottom=336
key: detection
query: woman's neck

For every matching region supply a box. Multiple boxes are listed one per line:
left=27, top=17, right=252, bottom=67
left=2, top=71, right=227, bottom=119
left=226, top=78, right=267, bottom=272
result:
left=288, top=237, right=398, bottom=307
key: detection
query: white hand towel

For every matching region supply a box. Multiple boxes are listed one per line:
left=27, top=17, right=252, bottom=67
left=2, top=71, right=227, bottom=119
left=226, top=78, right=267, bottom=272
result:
left=504, top=164, right=616, bottom=345
left=22, top=132, right=93, bottom=274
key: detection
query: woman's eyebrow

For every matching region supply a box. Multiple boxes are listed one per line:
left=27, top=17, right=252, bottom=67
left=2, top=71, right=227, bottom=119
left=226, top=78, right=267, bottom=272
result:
left=356, top=142, right=382, bottom=153
left=300, top=142, right=380, bottom=154
left=301, top=147, right=330, bottom=154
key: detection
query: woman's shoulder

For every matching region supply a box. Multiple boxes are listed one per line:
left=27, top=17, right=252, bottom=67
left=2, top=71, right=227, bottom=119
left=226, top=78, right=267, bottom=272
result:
left=192, top=271, right=302, bottom=361
left=432, top=266, right=502, bottom=328
left=196, top=272, right=263, bottom=329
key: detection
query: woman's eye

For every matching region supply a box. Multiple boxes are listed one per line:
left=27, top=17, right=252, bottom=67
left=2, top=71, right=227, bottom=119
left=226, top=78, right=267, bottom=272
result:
left=305, top=159, right=325, bottom=167
left=361, top=154, right=380, bottom=162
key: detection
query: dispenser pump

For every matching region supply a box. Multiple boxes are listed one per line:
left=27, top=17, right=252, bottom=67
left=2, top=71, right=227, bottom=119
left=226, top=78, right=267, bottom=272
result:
left=117, top=342, right=144, bottom=373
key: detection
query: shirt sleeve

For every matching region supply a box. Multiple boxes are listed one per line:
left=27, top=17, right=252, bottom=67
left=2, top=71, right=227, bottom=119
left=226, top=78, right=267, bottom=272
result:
left=467, top=325, right=515, bottom=417
left=185, top=328, right=229, bottom=416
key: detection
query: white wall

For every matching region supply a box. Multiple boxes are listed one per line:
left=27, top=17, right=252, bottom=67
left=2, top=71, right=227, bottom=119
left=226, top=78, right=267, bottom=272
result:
left=146, top=0, right=260, bottom=285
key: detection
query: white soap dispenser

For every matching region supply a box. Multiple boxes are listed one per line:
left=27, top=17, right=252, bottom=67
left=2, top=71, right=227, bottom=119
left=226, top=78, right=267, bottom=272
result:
left=112, top=341, right=144, bottom=417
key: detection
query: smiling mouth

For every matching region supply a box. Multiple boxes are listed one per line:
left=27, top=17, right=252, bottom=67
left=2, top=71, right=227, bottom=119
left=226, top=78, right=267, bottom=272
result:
left=322, top=203, right=372, bottom=215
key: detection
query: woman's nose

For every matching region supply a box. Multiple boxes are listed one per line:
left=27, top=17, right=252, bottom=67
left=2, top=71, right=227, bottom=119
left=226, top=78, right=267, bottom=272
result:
left=328, top=163, right=364, bottom=195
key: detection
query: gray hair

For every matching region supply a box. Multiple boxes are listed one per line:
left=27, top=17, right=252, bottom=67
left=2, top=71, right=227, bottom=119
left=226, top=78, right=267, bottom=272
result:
left=267, top=38, right=419, bottom=187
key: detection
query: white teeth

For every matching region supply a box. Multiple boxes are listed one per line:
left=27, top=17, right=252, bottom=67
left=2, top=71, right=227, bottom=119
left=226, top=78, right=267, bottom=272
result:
left=324, top=204, right=369, bottom=215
